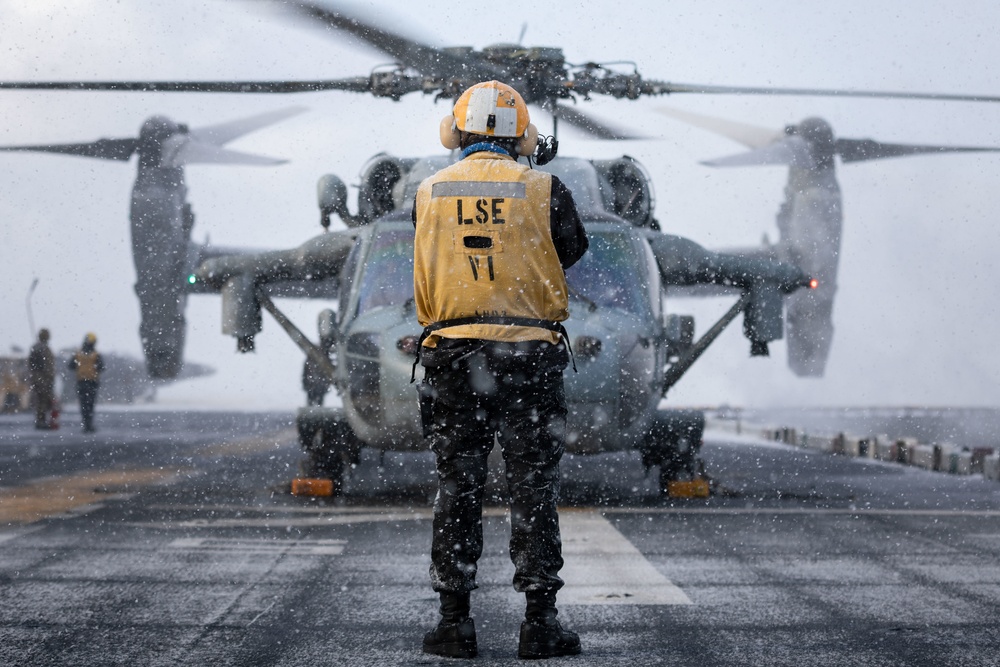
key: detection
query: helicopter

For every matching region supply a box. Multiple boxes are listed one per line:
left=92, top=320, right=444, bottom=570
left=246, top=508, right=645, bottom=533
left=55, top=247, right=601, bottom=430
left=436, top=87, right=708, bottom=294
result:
left=658, top=107, right=1000, bottom=377
left=2, top=1, right=999, bottom=491
left=0, top=108, right=305, bottom=379
left=191, top=149, right=810, bottom=494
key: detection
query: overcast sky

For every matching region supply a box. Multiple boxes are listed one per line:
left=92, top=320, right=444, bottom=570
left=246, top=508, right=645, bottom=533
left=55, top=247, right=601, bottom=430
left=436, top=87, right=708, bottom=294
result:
left=1, top=0, right=998, bottom=410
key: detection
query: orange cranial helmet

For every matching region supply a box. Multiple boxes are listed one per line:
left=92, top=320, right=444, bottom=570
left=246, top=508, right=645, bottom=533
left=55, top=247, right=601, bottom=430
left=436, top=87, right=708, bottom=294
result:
left=440, top=80, right=538, bottom=156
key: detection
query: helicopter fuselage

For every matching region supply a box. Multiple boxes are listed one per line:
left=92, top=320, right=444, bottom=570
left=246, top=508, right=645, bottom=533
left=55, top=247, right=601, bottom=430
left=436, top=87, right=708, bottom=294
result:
left=333, top=217, right=667, bottom=455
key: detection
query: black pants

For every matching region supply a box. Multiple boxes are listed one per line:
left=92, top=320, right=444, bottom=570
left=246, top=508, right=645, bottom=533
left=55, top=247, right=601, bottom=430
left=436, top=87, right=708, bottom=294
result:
left=33, top=389, right=53, bottom=427
left=77, top=380, right=99, bottom=430
left=422, top=340, right=568, bottom=595
left=305, top=388, right=326, bottom=406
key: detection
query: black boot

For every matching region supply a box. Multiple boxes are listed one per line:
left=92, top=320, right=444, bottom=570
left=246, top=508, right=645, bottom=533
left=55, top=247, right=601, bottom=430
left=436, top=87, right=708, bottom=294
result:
left=423, top=591, right=477, bottom=659
left=518, top=590, right=581, bottom=659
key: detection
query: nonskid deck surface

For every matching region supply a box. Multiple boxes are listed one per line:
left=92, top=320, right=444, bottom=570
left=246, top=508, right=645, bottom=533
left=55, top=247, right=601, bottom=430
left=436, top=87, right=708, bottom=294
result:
left=0, top=408, right=998, bottom=666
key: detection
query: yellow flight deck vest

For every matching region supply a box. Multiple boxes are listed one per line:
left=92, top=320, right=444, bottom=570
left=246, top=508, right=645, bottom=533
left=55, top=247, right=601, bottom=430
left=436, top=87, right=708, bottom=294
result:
left=74, top=351, right=100, bottom=381
left=414, top=152, right=569, bottom=347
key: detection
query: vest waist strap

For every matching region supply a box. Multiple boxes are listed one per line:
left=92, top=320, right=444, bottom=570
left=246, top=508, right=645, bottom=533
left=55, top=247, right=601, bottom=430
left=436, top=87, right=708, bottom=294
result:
left=412, top=316, right=576, bottom=381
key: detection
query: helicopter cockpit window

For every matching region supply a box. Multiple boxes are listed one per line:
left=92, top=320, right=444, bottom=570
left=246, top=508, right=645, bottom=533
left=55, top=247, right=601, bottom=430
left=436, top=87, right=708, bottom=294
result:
left=356, top=230, right=415, bottom=313
left=353, top=227, right=650, bottom=318
left=565, top=229, right=652, bottom=316
left=539, top=158, right=604, bottom=215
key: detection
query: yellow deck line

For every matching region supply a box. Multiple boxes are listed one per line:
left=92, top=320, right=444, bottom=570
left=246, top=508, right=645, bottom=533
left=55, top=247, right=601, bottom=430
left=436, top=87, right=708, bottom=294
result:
left=0, top=468, right=181, bottom=525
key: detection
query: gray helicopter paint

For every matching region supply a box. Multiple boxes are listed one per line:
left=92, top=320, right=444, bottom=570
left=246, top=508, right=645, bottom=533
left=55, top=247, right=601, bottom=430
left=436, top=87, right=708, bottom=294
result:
left=130, top=117, right=192, bottom=379
left=775, top=151, right=842, bottom=377
left=329, top=222, right=666, bottom=454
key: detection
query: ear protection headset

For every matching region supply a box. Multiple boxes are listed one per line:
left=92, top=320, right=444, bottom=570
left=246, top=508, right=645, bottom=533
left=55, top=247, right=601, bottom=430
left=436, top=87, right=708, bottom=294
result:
left=440, top=116, right=538, bottom=156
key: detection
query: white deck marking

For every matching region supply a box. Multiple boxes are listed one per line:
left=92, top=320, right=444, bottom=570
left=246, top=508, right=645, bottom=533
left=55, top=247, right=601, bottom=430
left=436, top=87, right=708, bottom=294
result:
left=168, top=537, right=346, bottom=556
left=140, top=510, right=433, bottom=529
left=139, top=507, right=688, bottom=605
left=0, top=525, right=43, bottom=545
left=604, top=507, right=1000, bottom=517
left=558, top=511, right=692, bottom=606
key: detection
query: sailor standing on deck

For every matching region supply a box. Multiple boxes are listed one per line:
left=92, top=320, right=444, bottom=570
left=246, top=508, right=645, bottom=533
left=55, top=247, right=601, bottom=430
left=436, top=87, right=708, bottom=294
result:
left=27, top=328, right=55, bottom=429
left=413, top=80, right=588, bottom=660
left=69, top=332, right=104, bottom=433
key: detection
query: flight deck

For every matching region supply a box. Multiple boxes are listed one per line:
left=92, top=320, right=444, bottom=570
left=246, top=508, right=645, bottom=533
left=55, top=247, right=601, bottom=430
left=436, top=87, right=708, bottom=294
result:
left=0, top=408, right=998, bottom=666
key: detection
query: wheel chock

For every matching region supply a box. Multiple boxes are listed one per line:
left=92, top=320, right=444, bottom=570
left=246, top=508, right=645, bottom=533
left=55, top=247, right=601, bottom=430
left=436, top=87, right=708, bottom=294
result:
left=290, top=478, right=334, bottom=497
left=667, top=478, right=711, bottom=499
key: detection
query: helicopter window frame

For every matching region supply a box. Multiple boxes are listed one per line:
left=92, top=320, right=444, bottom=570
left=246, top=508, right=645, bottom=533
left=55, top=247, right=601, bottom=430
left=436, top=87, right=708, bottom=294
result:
left=337, top=233, right=365, bottom=329
left=641, top=236, right=662, bottom=321
left=563, top=223, right=659, bottom=320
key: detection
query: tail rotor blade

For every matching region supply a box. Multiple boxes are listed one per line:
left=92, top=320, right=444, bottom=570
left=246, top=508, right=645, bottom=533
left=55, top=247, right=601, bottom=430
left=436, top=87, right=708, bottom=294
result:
left=190, top=106, right=307, bottom=147
left=0, top=137, right=137, bottom=161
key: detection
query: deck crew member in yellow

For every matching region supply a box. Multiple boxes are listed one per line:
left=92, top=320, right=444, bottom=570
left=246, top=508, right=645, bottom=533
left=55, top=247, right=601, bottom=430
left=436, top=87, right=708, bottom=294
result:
left=413, top=80, right=588, bottom=660
left=69, top=332, right=104, bottom=433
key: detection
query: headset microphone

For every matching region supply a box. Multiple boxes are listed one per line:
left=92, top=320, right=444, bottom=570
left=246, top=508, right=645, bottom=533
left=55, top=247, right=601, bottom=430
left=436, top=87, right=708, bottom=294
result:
left=534, top=135, right=558, bottom=166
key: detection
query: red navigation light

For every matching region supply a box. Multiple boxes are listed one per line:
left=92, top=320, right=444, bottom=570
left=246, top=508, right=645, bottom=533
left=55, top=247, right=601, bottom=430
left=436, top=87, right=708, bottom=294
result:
left=397, top=335, right=420, bottom=356
left=808, top=278, right=819, bottom=290
left=575, top=336, right=602, bottom=360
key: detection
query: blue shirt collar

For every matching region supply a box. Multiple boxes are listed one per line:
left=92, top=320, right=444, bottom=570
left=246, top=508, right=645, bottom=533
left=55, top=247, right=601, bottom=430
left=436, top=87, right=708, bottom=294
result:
left=461, top=142, right=515, bottom=159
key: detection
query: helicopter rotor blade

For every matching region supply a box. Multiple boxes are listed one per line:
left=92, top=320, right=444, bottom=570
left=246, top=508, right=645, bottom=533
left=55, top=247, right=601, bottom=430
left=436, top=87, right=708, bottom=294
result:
left=656, top=107, right=782, bottom=149
left=162, top=138, right=288, bottom=168
left=550, top=104, right=646, bottom=140
left=0, top=137, right=138, bottom=161
left=834, top=137, right=1000, bottom=163
left=0, top=77, right=373, bottom=94
left=702, top=136, right=813, bottom=168
left=190, top=106, right=307, bottom=146
left=285, top=1, right=507, bottom=83
left=642, top=80, right=1000, bottom=103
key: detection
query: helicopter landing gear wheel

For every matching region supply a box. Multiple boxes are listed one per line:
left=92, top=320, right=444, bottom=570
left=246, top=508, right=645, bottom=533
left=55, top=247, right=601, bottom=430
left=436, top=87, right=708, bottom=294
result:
left=300, top=436, right=345, bottom=494
left=643, top=409, right=707, bottom=497
left=296, top=407, right=359, bottom=497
